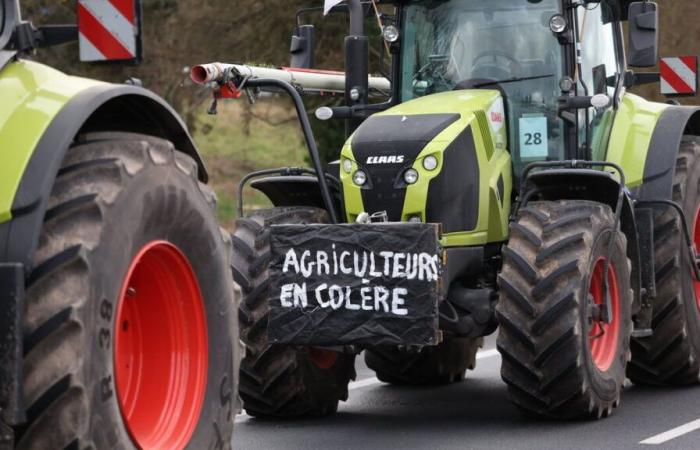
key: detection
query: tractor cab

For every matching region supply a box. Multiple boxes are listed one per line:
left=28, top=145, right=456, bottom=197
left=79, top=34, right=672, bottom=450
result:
left=395, top=0, right=624, bottom=176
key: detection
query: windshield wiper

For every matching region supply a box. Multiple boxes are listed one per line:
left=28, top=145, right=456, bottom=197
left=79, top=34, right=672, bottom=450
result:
left=472, top=74, right=555, bottom=88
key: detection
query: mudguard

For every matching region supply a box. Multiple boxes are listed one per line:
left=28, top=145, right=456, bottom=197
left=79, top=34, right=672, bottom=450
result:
left=606, top=93, right=668, bottom=189
left=0, top=60, right=206, bottom=271
left=637, top=105, right=700, bottom=201
left=607, top=94, right=700, bottom=200
left=251, top=176, right=339, bottom=210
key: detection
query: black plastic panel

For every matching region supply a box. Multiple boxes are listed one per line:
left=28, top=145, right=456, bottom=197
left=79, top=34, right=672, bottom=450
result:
left=426, top=127, right=480, bottom=233
left=268, top=223, right=440, bottom=346
left=351, top=114, right=460, bottom=147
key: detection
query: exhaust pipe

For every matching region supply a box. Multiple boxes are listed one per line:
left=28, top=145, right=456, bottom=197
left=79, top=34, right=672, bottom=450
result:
left=190, top=62, right=233, bottom=84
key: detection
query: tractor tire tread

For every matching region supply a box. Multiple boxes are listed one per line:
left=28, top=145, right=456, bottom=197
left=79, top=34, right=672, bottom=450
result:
left=496, top=200, right=632, bottom=419
left=628, top=136, right=700, bottom=386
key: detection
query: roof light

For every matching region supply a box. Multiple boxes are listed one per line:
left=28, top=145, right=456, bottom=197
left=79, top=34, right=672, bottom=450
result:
left=382, top=25, right=400, bottom=43
left=549, top=14, right=567, bottom=34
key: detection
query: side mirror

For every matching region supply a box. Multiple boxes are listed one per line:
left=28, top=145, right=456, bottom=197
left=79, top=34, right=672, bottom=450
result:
left=627, top=1, right=658, bottom=68
left=290, top=24, right=315, bottom=69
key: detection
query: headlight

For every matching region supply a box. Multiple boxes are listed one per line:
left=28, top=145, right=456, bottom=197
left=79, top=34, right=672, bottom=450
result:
left=342, top=158, right=353, bottom=173
left=423, top=155, right=438, bottom=171
left=353, top=170, right=367, bottom=186
left=404, top=169, right=419, bottom=185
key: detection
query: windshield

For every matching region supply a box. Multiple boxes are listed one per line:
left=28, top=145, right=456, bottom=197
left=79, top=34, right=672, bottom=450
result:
left=400, top=0, right=566, bottom=174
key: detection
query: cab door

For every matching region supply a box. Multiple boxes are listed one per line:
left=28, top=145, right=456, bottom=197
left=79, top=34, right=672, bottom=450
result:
left=576, top=2, right=622, bottom=160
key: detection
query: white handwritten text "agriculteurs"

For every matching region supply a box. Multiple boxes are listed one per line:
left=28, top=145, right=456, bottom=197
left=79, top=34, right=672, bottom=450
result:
left=281, top=246, right=439, bottom=281
left=277, top=246, right=439, bottom=316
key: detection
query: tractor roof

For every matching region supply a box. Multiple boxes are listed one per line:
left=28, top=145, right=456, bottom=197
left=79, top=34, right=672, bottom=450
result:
left=387, top=0, right=637, bottom=21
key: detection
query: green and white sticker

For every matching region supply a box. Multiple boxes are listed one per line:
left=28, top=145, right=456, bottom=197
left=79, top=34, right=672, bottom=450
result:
left=519, top=116, right=548, bottom=158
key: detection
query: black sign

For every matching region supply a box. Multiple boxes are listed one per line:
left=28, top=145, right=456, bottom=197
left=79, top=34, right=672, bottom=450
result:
left=268, top=223, right=441, bottom=346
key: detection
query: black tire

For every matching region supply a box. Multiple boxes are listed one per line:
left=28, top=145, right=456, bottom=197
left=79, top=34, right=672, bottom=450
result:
left=496, top=200, right=632, bottom=419
left=628, top=136, right=700, bottom=385
left=365, top=338, right=483, bottom=385
left=15, top=133, right=239, bottom=450
left=232, top=206, right=356, bottom=418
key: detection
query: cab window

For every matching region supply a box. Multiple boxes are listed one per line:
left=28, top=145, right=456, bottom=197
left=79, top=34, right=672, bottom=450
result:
left=577, top=3, right=620, bottom=159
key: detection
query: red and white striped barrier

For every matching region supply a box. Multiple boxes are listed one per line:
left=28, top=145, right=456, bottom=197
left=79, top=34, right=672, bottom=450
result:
left=660, top=56, right=698, bottom=96
left=78, top=0, right=140, bottom=62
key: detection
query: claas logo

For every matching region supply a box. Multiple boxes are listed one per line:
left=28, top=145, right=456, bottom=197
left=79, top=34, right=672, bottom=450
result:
left=366, top=155, right=406, bottom=164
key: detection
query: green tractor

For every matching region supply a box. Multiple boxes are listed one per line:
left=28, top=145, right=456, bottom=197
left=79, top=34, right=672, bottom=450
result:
left=197, top=0, right=700, bottom=420
left=1, top=1, right=239, bottom=448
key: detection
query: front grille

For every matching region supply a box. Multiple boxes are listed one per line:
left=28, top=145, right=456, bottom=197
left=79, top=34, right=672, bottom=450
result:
left=361, top=165, right=407, bottom=221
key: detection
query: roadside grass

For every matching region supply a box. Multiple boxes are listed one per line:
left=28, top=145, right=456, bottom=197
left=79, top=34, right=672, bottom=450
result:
left=192, top=101, right=308, bottom=228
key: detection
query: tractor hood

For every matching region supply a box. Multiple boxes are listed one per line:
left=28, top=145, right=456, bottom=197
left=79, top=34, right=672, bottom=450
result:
left=340, top=89, right=512, bottom=247
left=343, top=89, right=506, bottom=171
left=352, top=89, right=506, bottom=147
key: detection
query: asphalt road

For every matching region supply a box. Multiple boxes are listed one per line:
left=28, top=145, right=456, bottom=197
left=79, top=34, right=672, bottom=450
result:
left=232, top=335, right=700, bottom=450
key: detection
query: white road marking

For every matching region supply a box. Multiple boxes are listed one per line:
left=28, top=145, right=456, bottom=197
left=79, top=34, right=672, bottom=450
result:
left=234, top=348, right=500, bottom=424
left=640, top=418, right=700, bottom=445
left=235, top=413, right=251, bottom=423
left=476, top=348, right=500, bottom=360
left=349, top=377, right=382, bottom=390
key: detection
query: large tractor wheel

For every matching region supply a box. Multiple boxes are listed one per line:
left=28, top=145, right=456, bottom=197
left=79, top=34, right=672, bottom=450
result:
left=232, top=206, right=356, bottom=418
left=365, top=338, right=482, bottom=385
left=496, top=200, right=632, bottom=419
left=629, top=136, right=700, bottom=385
left=15, top=133, right=239, bottom=450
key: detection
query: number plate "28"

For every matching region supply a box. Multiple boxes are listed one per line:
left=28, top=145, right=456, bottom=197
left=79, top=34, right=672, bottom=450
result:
left=519, top=116, right=548, bottom=158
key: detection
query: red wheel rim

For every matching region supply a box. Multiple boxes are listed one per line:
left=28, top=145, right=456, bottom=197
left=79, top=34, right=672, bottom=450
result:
left=309, top=348, right=338, bottom=370
left=692, top=205, right=700, bottom=313
left=115, top=241, right=208, bottom=450
left=588, top=257, right=621, bottom=372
